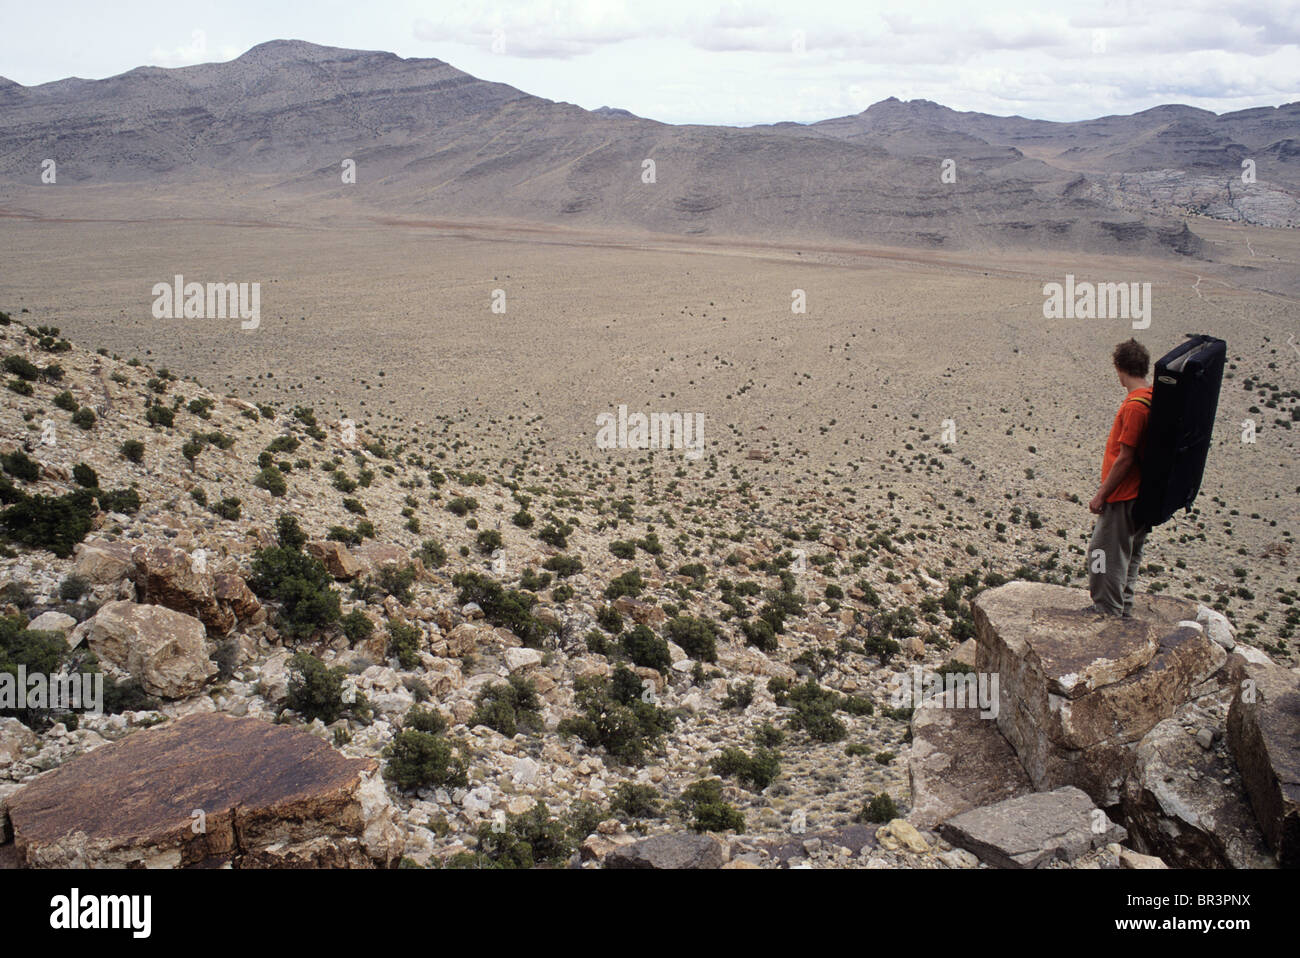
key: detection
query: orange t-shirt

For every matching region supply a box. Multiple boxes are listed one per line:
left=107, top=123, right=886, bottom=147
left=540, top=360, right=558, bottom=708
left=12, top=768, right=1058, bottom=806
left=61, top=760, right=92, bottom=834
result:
left=1102, top=386, right=1152, bottom=502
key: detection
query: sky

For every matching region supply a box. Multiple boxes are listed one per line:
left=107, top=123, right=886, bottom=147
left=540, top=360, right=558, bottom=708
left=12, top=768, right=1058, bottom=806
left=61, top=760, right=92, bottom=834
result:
left=1, top=0, right=1297, bottom=125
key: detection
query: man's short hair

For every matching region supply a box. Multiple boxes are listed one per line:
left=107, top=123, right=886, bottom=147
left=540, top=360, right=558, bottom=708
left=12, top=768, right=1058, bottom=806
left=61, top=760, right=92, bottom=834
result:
left=1113, top=338, right=1150, bottom=378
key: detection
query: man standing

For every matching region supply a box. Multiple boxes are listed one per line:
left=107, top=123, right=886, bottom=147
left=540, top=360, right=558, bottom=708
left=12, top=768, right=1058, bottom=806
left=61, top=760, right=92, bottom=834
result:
left=1088, top=339, right=1153, bottom=617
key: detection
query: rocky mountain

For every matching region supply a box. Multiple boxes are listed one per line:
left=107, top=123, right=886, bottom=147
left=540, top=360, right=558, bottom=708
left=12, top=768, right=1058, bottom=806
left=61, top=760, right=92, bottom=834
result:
left=5, top=39, right=1296, bottom=252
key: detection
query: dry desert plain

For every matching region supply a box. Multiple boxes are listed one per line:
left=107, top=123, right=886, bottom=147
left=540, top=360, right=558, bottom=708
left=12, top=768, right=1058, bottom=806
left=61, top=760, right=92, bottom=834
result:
left=0, top=189, right=1297, bottom=658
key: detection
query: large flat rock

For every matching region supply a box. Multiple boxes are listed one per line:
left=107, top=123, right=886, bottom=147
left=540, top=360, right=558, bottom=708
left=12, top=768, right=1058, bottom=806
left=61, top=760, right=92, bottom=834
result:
left=1226, top=655, right=1300, bottom=866
left=939, top=785, right=1126, bottom=869
left=3, top=713, right=397, bottom=868
left=908, top=698, right=1032, bottom=829
left=974, top=582, right=1222, bottom=806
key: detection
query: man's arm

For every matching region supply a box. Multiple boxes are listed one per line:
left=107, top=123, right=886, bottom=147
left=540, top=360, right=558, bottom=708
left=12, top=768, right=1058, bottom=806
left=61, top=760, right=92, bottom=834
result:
left=1089, top=443, right=1138, bottom=514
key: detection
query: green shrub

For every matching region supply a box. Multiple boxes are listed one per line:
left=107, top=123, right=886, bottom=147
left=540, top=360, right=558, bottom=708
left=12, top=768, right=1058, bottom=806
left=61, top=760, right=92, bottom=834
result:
left=753, top=722, right=785, bottom=748
left=476, top=529, right=503, bottom=554
left=596, top=605, right=623, bottom=634
left=609, top=782, right=662, bottom=820
left=285, top=651, right=366, bottom=723
left=537, top=521, right=571, bottom=549
left=556, top=667, right=673, bottom=765
left=403, top=705, right=447, bottom=734
left=59, top=573, right=91, bottom=601
left=145, top=403, right=174, bottom=428
left=276, top=513, right=308, bottom=550
left=383, top=729, right=469, bottom=791
left=71, top=407, right=95, bottom=430
left=327, top=525, right=362, bottom=545
left=53, top=391, right=78, bottom=413
left=3, top=355, right=39, bottom=381
left=248, top=546, right=341, bottom=639
left=7, top=378, right=32, bottom=396
left=377, top=565, right=416, bottom=604
left=212, top=496, right=241, bottom=520
left=1, top=450, right=40, bottom=482
left=468, top=800, right=579, bottom=868
left=542, top=554, right=583, bottom=578
left=418, top=539, right=447, bottom=568
left=96, top=487, right=140, bottom=515
left=609, top=540, right=636, bottom=560
left=451, top=571, right=555, bottom=648
left=785, top=678, right=847, bottom=742
left=120, top=439, right=145, bottom=463
left=0, top=489, right=95, bottom=557
left=665, top=615, right=719, bottom=662
left=446, top=495, right=478, bottom=516
left=387, top=620, right=422, bottom=669
left=469, top=674, right=541, bottom=737
left=341, top=609, right=374, bottom=645
left=621, top=624, right=671, bottom=672
left=721, top=680, right=754, bottom=710
left=254, top=466, right=287, bottom=497
left=511, top=509, right=534, bottom=528
left=266, top=434, right=299, bottom=455
left=604, top=569, right=645, bottom=600
left=188, top=397, right=215, bottom=419
left=710, top=746, right=781, bottom=790
left=856, top=792, right=899, bottom=824
left=677, top=778, right=745, bottom=833
left=739, top=617, right=777, bottom=652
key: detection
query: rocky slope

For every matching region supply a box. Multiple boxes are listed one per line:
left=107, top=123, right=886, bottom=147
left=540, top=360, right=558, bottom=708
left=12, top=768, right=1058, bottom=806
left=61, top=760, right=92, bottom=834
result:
left=0, top=312, right=1294, bottom=868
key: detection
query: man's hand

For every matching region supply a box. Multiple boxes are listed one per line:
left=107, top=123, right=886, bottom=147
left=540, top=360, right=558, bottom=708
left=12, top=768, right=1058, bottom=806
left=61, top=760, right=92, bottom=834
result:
left=1089, top=493, right=1106, bottom=515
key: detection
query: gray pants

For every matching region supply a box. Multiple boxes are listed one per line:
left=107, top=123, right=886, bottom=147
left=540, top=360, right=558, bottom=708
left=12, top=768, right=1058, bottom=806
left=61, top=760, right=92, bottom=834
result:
left=1087, top=498, right=1149, bottom=616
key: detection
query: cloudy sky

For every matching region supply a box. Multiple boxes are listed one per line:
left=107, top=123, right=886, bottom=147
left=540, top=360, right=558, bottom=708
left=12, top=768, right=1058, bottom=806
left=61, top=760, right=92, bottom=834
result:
left=2, top=0, right=1297, bottom=124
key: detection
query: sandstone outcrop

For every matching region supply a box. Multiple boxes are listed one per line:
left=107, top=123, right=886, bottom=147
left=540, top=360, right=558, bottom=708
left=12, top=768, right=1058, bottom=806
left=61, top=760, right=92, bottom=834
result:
left=3, top=713, right=402, bottom=868
left=127, top=543, right=262, bottom=635
left=974, top=582, right=1224, bottom=806
left=1226, top=655, right=1300, bottom=866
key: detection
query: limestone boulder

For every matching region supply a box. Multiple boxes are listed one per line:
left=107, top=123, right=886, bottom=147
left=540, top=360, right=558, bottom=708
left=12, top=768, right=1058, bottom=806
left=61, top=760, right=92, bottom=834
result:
left=1122, top=714, right=1274, bottom=868
left=72, top=539, right=135, bottom=585
left=3, top=713, right=400, bottom=868
left=213, top=573, right=264, bottom=625
left=352, top=542, right=424, bottom=580
left=445, top=622, right=492, bottom=657
left=129, top=543, right=233, bottom=633
left=908, top=698, right=1032, bottom=829
left=26, top=611, right=76, bottom=640
left=612, top=596, right=665, bottom=626
left=604, top=832, right=724, bottom=869
left=83, top=600, right=215, bottom=699
left=939, top=785, right=1126, bottom=868
left=974, top=582, right=1224, bottom=806
left=1226, top=655, right=1300, bottom=866
left=127, top=544, right=260, bottom=635
left=306, top=540, right=364, bottom=581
